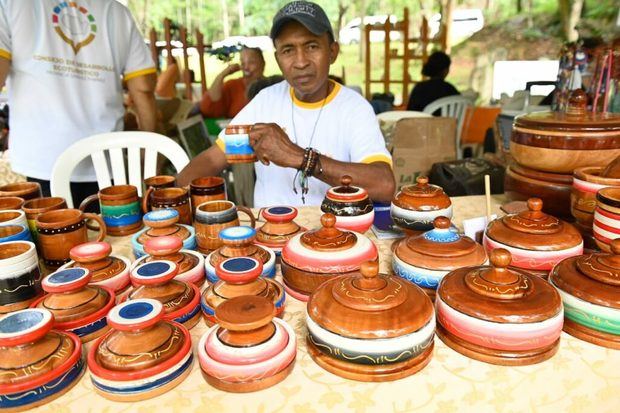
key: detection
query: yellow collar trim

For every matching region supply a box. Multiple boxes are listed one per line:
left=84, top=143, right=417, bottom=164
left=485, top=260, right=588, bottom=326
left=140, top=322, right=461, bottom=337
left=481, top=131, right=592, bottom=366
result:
left=289, top=80, right=341, bottom=109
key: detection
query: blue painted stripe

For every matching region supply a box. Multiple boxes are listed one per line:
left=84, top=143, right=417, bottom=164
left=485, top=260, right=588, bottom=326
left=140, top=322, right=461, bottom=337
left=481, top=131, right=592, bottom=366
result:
left=175, top=303, right=200, bottom=324
left=201, top=299, right=215, bottom=316
left=69, top=317, right=107, bottom=337
left=103, top=214, right=141, bottom=227
left=91, top=354, right=193, bottom=395
left=0, top=358, right=84, bottom=408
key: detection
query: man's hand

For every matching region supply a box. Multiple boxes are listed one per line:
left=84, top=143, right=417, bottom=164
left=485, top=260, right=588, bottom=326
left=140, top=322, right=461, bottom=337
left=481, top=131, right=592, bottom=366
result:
left=224, top=63, right=241, bottom=76
left=248, top=123, right=304, bottom=168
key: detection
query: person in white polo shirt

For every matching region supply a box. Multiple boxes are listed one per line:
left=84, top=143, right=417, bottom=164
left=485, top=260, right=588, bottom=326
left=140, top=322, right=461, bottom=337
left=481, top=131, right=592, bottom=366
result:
left=0, top=0, right=158, bottom=206
left=177, top=1, right=395, bottom=207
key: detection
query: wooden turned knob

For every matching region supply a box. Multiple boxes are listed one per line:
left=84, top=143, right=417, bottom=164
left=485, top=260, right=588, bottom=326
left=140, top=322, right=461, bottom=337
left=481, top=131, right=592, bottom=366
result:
left=107, top=299, right=164, bottom=332
left=567, top=89, right=588, bottom=115
left=611, top=239, right=620, bottom=255
left=144, top=209, right=179, bottom=229
left=42, top=267, right=91, bottom=293
left=433, top=216, right=451, bottom=230
left=70, top=242, right=111, bottom=264
left=416, top=176, right=429, bottom=186
left=340, top=175, right=353, bottom=187
left=356, top=260, right=385, bottom=290
left=527, top=198, right=543, bottom=212
left=321, top=213, right=337, bottom=228
left=490, top=248, right=512, bottom=268
left=216, top=295, right=275, bottom=332
left=130, top=260, right=178, bottom=286
left=144, top=236, right=183, bottom=257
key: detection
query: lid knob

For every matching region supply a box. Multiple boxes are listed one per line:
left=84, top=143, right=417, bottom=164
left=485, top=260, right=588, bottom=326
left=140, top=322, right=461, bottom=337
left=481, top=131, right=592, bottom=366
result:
left=214, top=296, right=276, bottom=347
left=566, top=89, right=588, bottom=115
left=357, top=260, right=385, bottom=290
left=70, top=241, right=111, bottom=263
left=464, top=248, right=529, bottom=300
left=107, top=299, right=164, bottom=332
left=0, top=309, right=54, bottom=347
left=144, top=235, right=183, bottom=257
left=262, top=206, right=297, bottom=223
left=42, top=267, right=92, bottom=293
left=489, top=248, right=512, bottom=268
left=600, top=238, right=620, bottom=268
left=433, top=216, right=451, bottom=230
left=144, top=209, right=179, bottom=229
left=527, top=198, right=543, bottom=212
left=130, top=260, right=178, bottom=286
left=321, top=213, right=336, bottom=228
left=340, top=175, right=352, bottom=187
left=216, top=257, right=263, bottom=284
left=416, top=176, right=429, bottom=186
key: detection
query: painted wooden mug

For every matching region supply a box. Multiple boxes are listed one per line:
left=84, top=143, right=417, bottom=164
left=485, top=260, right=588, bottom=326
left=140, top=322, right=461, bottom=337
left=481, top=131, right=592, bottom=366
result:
left=35, top=208, right=106, bottom=269
left=22, top=197, right=68, bottom=240
left=79, top=185, right=142, bottom=236
left=0, top=182, right=42, bottom=200
left=189, top=177, right=227, bottom=214
left=142, top=187, right=192, bottom=226
left=194, top=200, right=256, bottom=253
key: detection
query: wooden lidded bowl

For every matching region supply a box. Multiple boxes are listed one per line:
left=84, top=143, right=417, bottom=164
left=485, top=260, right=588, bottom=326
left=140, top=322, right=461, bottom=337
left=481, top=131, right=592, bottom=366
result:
left=201, top=257, right=285, bottom=326
left=307, top=261, right=435, bottom=381
left=572, top=157, right=620, bottom=230
left=483, top=198, right=583, bottom=279
left=87, top=299, right=193, bottom=402
left=131, top=209, right=196, bottom=258
left=128, top=260, right=201, bottom=330
left=390, top=176, right=452, bottom=234
left=59, top=241, right=131, bottom=296
left=320, top=175, right=374, bottom=233
left=197, top=295, right=296, bottom=392
left=393, top=216, right=487, bottom=301
left=0, top=308, right=84, bottom=411
left=31, top=267, right=115, bottom=343
left=281, top=213, right=378, bottom=302
left=511, top=89, right=620, bottom=174
left=132, top=235, right=205, bottom=287
left=550, top=238, right=620, bottom=349
left=255, top=206, right=305, bottom=255
left=204, top=226, right=276, bottom=284
left=436, top=249, right=564, bottom=365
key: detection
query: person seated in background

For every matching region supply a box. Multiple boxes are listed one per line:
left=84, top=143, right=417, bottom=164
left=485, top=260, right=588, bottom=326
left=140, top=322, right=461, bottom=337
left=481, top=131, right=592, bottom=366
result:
left=199, top=47, right=266, bottom=119
left=155, top=58, right=180, bottom=99
left=407, top=51, right=459, bottom=113
left=177, top=0, right=395, bottom=207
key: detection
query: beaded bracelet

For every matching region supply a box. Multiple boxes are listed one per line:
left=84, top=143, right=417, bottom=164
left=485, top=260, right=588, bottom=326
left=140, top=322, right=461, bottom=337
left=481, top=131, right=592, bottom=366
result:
left=293, top=147, right=321, bottom=203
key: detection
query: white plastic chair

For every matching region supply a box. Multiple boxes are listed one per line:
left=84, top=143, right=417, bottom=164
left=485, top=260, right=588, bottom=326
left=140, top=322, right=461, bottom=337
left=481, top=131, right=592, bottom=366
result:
left=50, top=131, right=190, bottom=207
left=423, top=95, right=474, bottom=159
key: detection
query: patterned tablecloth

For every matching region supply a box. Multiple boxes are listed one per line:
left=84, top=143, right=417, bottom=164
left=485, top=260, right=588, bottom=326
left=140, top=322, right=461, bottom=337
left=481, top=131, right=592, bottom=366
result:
left=0, top=152, right=25, bottom=186
left=31, top=195, right=620, bottom=413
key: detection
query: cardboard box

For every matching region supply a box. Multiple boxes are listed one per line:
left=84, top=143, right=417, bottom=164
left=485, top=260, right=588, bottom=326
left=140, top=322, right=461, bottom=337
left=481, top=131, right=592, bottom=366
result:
left=390, top=117, right=457, bottom=190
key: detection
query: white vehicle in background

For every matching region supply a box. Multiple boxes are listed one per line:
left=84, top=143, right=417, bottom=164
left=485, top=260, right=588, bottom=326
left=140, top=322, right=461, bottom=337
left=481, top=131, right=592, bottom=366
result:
left=429, top=9, right=484, bottom=41
left=339, top=15, right=401, bottom=45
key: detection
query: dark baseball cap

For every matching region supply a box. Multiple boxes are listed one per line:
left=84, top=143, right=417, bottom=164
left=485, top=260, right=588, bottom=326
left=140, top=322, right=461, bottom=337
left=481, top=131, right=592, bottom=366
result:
left=270, top=1, right=334, bottom=41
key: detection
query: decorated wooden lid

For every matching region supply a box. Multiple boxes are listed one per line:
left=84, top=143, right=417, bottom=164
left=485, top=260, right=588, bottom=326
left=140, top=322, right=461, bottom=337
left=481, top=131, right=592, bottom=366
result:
left=69, top=242, right=127, bottom=284
left=392, top=176, right=451, bottom=211
left=262, top=206, right=299, bottom=223
left=395, top=217, right=487, bottom=269
left=550, top=239, right=620, bottom=309
left=131, top=260, right=178, bottom=285
left=0, top=309, right=81, bottom=393
left=209, top=226, right=272, bottom=265
left=256, top=206, right=304, bottom=250
left=307, top=261, right=433, bottom=339
left=485, top=198, right=582, bottom=251
left=281, top=214, right=377, bottom=273
left=214, top=296, right=276, bottom=347
left=325, top=176, right=369, bottom=203
left=143, top=236, right=199, bottom=274
left=438, top=249, right=562, bottom=323
left=137, top=209, right=191, bottom=244
left=36, top=268, right=114, bottom=325
left=514, top=90, right=620, bottom=131
left=217, top=257, right=263, bottom=285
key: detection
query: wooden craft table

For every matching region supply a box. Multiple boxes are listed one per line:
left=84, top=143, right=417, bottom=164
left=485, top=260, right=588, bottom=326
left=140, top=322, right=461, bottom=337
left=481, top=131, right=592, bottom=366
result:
left=30, top=195, right=620, bottom=412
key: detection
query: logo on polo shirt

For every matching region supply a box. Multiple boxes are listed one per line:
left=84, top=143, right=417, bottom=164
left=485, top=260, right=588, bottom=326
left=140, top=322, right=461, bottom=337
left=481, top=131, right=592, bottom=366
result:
left=52, top=2, right=97, bottom=55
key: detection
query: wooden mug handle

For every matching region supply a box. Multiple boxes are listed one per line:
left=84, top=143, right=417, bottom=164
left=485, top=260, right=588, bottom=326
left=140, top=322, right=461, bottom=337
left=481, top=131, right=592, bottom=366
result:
left=79, top=194, right=101, bottom=231
left=237, top=206, right=256, bottom=228
left=142, top=187, right=154, bottom=214
left=84, top=212, right=107, bottom=242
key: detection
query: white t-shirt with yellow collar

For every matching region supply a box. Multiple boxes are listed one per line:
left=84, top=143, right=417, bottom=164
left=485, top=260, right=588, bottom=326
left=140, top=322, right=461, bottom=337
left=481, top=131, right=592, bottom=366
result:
left=0, top=0, right=155, bottom=181
left=217, top=80, right=392, bottom=208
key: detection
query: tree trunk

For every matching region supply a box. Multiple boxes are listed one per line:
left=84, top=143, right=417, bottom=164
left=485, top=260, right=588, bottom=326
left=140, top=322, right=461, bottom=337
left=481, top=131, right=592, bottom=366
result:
left=237, top=0, right=245, bottom=31
left=525, top=0, right=533, bottom=28
left=559, top=0, right=584, bottom=41
left=220, top=0, right=230, bottom=39
left=336, top=1, right=349, bottom=42
left=358, top=0, right=367, bottom=63
left=516, top=0, right=523, bottom=13
left=442, top=0, right=454, bottom=53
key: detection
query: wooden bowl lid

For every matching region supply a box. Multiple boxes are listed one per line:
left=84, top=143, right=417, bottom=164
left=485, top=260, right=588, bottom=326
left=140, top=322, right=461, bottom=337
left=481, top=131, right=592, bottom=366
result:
left=392, top=176, right=451, bottom=210
left=215, top=296, right=276, bottom=347
left=486, top=198, right=582, bottom=250
left=0, top=308, right=54, bottom=347
left=144, top=236, right=183, bottom=257
left=216, top=257, right=263, bottom=284
left=396, top=217, right=487, bottom=268
left=69, top=241, right=111, bottom=263
left=307, top=261, right=434, bottom=339
left=325, top=175, right=368, bottom=203
left=438, top=249, right=562, bottom=323
left=514, top=90, right=620, bottom=131
left=143, top=209, right=179, bottom=228
left=262, top=206, right=298, bottom=223
left=550, top=239, right=620, bottom=309
left=42, top=267, right=91, bottom=293
left=131, top=260, right=178, bottom=286
left=300, top=213, right=357, bottom=251
left=219, top=226, right=256, bottom=244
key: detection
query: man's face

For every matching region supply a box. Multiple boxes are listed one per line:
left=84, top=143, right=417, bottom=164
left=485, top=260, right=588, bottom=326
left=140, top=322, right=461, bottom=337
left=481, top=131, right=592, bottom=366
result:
left=273, top=21, right=339, bottom=101
left=240, top=49, right=264, bottom=81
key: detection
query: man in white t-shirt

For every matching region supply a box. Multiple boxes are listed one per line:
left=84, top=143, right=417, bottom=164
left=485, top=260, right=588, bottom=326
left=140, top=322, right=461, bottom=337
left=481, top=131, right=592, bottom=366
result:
left=177, top=1, right=395, bottom=207
left=0, top=0, right=157, bottom=205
